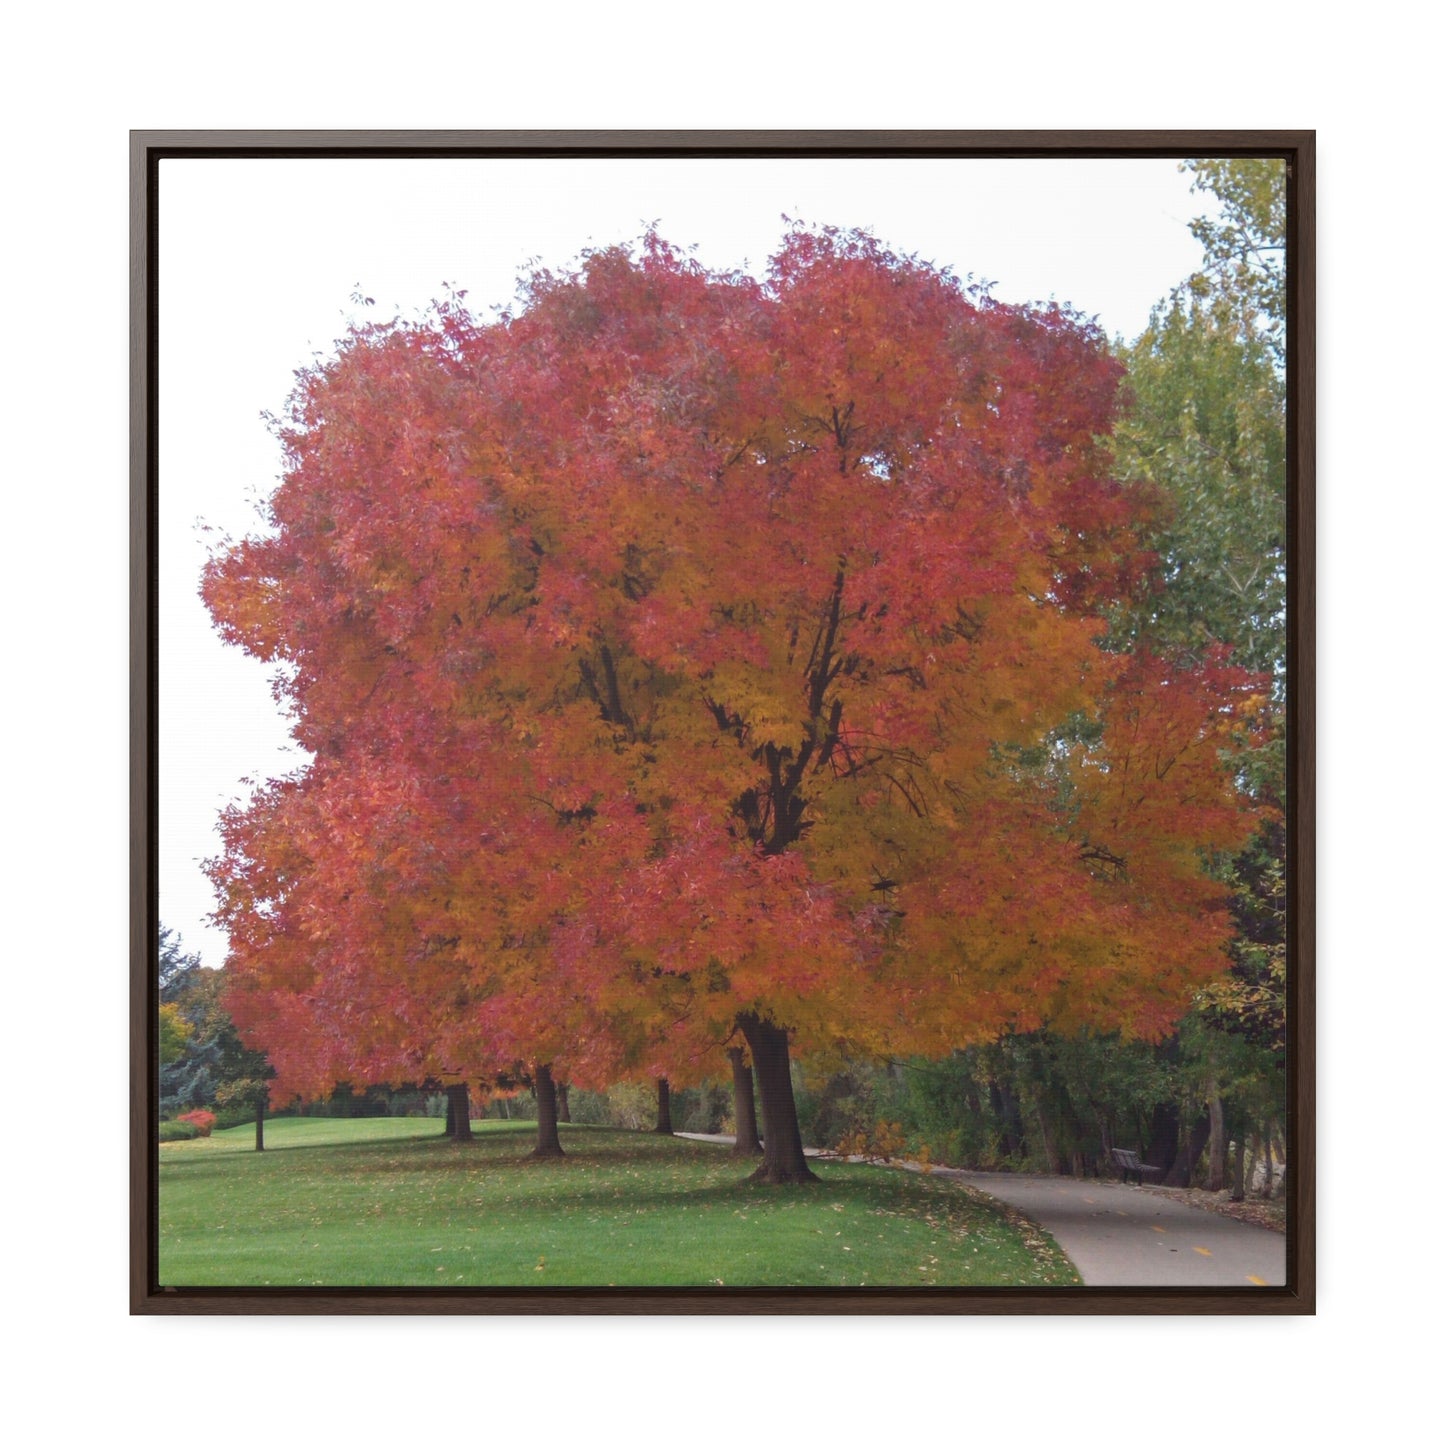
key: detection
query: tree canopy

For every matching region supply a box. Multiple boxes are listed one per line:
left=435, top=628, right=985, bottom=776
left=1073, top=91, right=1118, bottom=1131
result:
left=204, top=225, right=1267, bottom=1180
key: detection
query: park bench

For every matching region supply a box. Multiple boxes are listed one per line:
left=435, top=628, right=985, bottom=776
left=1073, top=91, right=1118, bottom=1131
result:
left=1110, top=1147, right=1164, bottom=1185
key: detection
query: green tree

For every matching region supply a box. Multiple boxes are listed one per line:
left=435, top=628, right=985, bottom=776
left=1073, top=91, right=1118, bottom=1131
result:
left=159, top=927, right=273, bottom=1150
left=1113, top=158, right=1290, bottom=1190
left=1115, top=291, right=1285, bottom=679
left=1181, top=157, right=1286, bottom=367
left=158, top=1004, right=191, bottom=1067
left=157, top=926, right=202, bottom=1080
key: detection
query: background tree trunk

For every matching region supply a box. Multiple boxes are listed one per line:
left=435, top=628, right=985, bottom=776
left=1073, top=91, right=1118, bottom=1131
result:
left=738, top=1013, right=816, bottom=1184
left=1165, top=1112, right=1210, bottom=1186
left=728, top=1046, right=763, bottom=1156
left=1032, top=1100, right=1059, bottom=1174
left=1206, top=1078, right=1227, bottom=1191
left=445, top=1082, right=473, bottom=1141
left=654, top=1077, right=674, bottom=1134
left=1143, top=1101, right=1179, bottom=1174
left=556, top=1084, right=571, bottom=1124
left=1231, top=1130, right=1248, bottom=1202
left=531, top=1064, right=564, bottom=1158
left=991, top=1080, right=1024, bottom=1160
left=255, top=1094, right=265, bottom=1153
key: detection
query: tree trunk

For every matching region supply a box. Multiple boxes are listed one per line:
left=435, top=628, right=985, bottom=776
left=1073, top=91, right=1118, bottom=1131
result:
left=1164, top=1112, right=1210, bottom=1187
left=738, top=1013, right=816, bottom=1184
left=1206, top=1078, right=1227, bottom=1191
left=1261, top=1126, right=1274, bottom=1199
left=531, top=1063, right=564, bottom=1158
left=445, top=1082, right=473, bottom=1141
left=1231, top=1131, right=1248, bottom=1202
left=556, top=1083, right=571, bottom=1124
left=654, top=1077, right=674, bottom=1134
left=728, top=1046, right=763, bottom=1156
left=255, top=1094, right=265, bottom=1153
left=991, top=1080, right=1024, bottom=1160
left=1143, top=1102, right=1179, bottom=1174
left=1032, top=1099, right=1059, bottom=1175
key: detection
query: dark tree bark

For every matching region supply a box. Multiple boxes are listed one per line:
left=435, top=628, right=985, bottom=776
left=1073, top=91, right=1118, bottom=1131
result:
left=1143, top=1102, right=1179, bottom=1174
left=445, top=1082, right=474, bottom=1141
left=728, top=1046, right=763, bottom=1156
left=990, top=1080, right=1024, bottom=1160
left=1031, top=1099, right=1059, bottom=1174
left=1206, top=1078, right=1227, bottom=1191
left=556, top=1083, right=571, bottom=1124
left=654, top=1077, right=674, bottom=1134
left=1231, top=1131, right=1248, bottom=1202
left=531, top=1063, right=564, bottom=1158
left=255, top=1094, right=265, bottom=1153
left=737, top=1013, right=816, bottom=1184
left=1164, top=1113, right=1211, bottom=1187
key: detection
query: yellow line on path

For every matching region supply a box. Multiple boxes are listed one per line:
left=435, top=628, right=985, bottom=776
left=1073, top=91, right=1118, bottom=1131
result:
left=1247, top=1275, right=1267, bottom=1286
left=1193, top=1246, right=1212, bottom=1257
left=1150, top=1225, right=1166, bottom=1233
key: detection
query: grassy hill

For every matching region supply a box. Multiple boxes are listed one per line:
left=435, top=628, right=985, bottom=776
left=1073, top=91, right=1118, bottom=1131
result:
left=158, top=1118, right=1077, bottom=1289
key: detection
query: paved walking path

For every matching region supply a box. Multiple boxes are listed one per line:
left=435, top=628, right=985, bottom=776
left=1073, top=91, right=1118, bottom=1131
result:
left=676, top=1134, right=1285, bottom=1286
left=942, top=1169, right=1285, bottom=1286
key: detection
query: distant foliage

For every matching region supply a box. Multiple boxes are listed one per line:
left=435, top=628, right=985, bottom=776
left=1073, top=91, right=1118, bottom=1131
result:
left=158, top=925, right=272, bottom=1119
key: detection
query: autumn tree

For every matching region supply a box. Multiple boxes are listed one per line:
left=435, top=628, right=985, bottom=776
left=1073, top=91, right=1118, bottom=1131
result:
left=207, top=762, right=526, bottom=1143
left=1115, top=158, right=1289, bottom=1185
left=205, top=227, right=1265, bottom=1183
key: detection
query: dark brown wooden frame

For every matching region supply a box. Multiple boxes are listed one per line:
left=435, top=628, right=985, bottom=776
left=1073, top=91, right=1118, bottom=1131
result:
left=131, top=129, right=1314, bottom=1315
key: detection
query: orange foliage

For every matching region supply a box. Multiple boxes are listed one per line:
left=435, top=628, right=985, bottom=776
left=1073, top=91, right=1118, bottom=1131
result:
left=203, top=226, right=1265, bottom=1103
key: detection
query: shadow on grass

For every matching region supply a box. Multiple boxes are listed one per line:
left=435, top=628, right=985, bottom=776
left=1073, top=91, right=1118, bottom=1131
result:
left=162, top=1124, right=983, bottom=1223
left=159, top=1124, right=736, bottom=1176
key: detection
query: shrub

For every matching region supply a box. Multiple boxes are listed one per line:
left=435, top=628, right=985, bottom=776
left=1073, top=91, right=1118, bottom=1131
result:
left=836, top=1118, right=909, bottom=1162
left=159, top=1120, right=200, bottom=1142
left=559, top=1089, right=613, bottom=1126
left=679, top=1083, right=729, bottom=1134
left=213, top=1105, right=256, bottom=1131
left=176, top=1108, right=217, bottom=1137
left=604, top=1082, right=653, bottom=1130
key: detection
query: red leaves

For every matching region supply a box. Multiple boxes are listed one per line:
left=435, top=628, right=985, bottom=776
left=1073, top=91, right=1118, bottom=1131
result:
left=204, top=226, right=1268, bottom=1100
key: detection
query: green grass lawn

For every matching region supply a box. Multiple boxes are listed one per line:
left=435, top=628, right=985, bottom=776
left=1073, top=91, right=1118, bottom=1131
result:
left=158, top=1118, right=1078, bottom=1288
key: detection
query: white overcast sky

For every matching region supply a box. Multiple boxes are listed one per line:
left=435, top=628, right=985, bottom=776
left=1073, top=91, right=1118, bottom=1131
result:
left=160, top=155, right=1223, bottom=967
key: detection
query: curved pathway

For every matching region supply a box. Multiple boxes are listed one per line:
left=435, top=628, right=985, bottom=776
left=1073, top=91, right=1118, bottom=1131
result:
left=677, top=1134, right=1285, bottom=1286
left=930, top=1168, right=1284, bottom=1286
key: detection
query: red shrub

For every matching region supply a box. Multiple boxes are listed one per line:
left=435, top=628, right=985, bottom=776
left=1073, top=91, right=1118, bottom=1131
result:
left=176, top=1108, right=216, bottom=1137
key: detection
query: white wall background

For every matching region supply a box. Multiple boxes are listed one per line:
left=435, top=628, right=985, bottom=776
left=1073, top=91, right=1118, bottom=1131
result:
left=3, top=2, right=1435, bottom=1440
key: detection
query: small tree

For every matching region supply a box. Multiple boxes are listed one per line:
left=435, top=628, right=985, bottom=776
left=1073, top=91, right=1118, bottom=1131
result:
left=159, top=927, right=273, bottom=1148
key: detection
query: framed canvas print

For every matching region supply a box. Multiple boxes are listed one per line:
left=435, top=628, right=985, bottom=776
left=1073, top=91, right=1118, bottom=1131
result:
left=132, top=130, right=1313, bottom=1314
